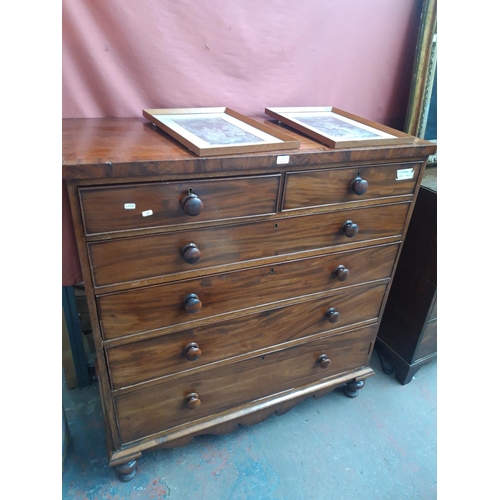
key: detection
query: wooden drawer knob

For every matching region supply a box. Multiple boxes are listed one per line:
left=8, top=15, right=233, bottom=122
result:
left=325, top=308, right=341, bottom=323
left=185, top=393, right=201, bottom=410
left=183, top=294, right=202, bottom=314
left=317, top=354, right=331, bottom=369
left=180, top=243, right=201, bottom=264
left=342, top=220, right=359, bottom=238
left=350, top=175, right=369, bottom=196
left=184, top=342, right=202, bottom=361
left=181, top=189, right=204, bottom=216
left=333, top=265, right=350, bottom=282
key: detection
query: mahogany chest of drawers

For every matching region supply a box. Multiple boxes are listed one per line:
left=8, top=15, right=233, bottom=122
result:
left=63, top=117, right=436, bottom=480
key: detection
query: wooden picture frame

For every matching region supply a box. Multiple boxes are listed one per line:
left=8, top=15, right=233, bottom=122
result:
left=265, top=107, right=415, bottom=149
left=143, top=107, right=301, bottom=156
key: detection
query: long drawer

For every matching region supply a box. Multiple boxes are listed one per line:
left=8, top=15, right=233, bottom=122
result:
left=79, top=175, right=280, bottom=235
left=89, top=203, right=409, bottom=288
left=114, top=323, right=378, bottom=443
left=97, top=243, right=399, bottom=340
left=107, top=282, right=387, bottom=389
left=283, top=162, right=421, bottom=211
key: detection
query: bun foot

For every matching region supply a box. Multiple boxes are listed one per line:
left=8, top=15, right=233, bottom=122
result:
left=114, top=459, right=138, bottom=482
left=343, top=379, right=365, bottom=398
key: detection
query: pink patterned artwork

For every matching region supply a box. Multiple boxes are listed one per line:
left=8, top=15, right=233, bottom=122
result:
left=169, top=116, right=265, bottom=145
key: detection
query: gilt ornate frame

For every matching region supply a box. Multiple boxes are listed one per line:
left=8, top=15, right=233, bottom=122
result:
left=405, top=0, right=437, bottom=165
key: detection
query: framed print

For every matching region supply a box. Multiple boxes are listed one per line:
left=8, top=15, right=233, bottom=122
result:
left=143, top=107, right=301, bottom=156
left=264, top=107, right=415, bottom=149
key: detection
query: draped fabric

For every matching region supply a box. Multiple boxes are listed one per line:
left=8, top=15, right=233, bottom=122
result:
left=62, top=0, right=421, bottom=285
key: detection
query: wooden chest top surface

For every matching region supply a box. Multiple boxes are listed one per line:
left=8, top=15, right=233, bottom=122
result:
left=62, top=117, right=436, bottom=180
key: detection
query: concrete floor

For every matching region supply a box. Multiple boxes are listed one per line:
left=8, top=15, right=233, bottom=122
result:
left=62, top=353, right=437, bottom=500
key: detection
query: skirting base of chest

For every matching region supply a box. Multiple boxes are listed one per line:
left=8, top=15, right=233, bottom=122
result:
left=106, top=366, right=374, bottom=469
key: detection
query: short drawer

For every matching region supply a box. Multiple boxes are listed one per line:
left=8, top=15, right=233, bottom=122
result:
left=97, top=243, right=399, bottom=340
left=114, top=323, right=377, bottom=443
left=79, top=175, right=280, bottom=235
left=89, top=202, right=409, bottom=288
left=107, top=282, right=387, bottom=389
left=283, top=162, right=421, bottom=211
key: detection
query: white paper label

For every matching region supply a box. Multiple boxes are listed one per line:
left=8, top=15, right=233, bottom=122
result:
left=396, top=168, right=414, bottom=181
left=142, top=209, right=153, bottom=217
left=124, top=203, right=136, bottom=209
left=276, top=155, right=290, bottom=165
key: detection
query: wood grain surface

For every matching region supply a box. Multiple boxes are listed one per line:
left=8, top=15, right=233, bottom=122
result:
left=283, top=162, right=422, bottom=210
left=114, top=324, right=377, bottom=443
left=79, top=175, right=280, bottom=235
left=62, top=118, right=436, bottom=180
left=97, top=243, right=399, bottom=341
left=106, top=282, right=387, bottom=389
left=89, top=202, right=409, bottom=289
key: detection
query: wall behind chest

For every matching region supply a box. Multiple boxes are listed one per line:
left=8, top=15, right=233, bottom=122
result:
left=62, top=0, right=422, bottom=128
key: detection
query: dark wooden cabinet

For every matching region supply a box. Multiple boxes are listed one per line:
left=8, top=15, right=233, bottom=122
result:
left=63, top=117, right=435, bottom=480
left=376, top=171, right=437, bottom=384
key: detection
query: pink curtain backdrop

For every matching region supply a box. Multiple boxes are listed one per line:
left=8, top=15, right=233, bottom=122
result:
left=62, top=0, right=422, bottom=285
